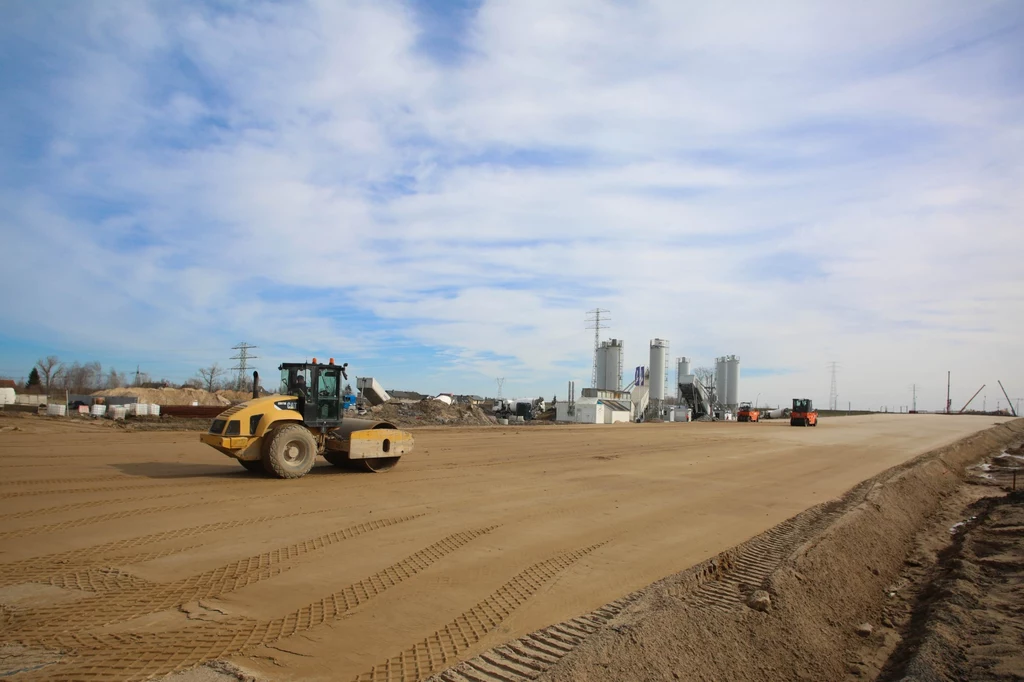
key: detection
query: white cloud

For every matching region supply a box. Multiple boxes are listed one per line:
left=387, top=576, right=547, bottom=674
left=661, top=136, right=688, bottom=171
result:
left=1, top=0, right=1021, bottom=409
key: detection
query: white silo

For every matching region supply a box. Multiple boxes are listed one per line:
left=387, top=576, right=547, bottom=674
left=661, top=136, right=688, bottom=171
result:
left=595, top=343, right=608, bottom=390
left=677, top=356, right=691, bottom=379
left=604, top=339, right=623, bottom=391
left=649, top=339, right=669, bottom=401
left=715, top=357, right=728, bottom=405
left=726, top=355, right=740, bottom=407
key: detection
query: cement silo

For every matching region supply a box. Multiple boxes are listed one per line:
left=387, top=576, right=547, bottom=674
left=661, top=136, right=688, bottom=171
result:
left=595, top=343, right=608, bottom=390
left=715, top=357, right=728, bottom=405
left=676, top=357, right=691, bottom=381
left=649, top=339, right=669, bottom=401
left=725, top=355, right=740, bottom=408
left=603, top=339, right=623, bottom=390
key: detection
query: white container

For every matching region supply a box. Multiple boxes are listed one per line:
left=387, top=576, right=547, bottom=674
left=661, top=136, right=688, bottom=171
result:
left=135, top=403, right=150, bottom=416
left=78, top=405, right=89, bottom=415
left=149, top=404, right=160, bottom=417
left=498, top=418, right=509, bottom=425
left=110, top=406, right=127, bottom=420
left=47, top=404, right=67, bottom=417
left=90, top=404, right=107, bottom=417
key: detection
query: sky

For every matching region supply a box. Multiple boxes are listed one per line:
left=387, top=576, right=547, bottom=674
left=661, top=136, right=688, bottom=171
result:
left=1, top=0, right=1022, bottom=412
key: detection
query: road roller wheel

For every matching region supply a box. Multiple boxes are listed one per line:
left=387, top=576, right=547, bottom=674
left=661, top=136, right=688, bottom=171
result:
left=239, top=459, right=265, bottom=474
left=262, top=424, right=317, bottom=479
left=360, top=456, right=401, bottom=473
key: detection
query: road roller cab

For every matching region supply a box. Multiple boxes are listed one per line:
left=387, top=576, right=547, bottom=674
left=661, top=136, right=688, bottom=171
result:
left=790, top=398, right=818, bottom=427
left=199, top=360, right=414, bottom=479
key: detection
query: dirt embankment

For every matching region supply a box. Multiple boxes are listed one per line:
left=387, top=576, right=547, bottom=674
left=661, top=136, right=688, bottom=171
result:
left=876, top=490, right=1024, bottom=681
left=367, top=400, right=496, bottom=427
left=92, top=387, right=251, bottom=406
left=434, top=418, right=1024, bottom=682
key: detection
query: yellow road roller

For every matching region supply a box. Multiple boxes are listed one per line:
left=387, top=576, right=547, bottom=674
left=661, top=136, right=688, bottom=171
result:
left=199, top=360, right=413, bottom=478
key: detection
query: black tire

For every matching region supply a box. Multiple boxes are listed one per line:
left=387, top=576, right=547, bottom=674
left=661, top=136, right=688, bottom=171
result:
left=239, top=459, right=265, bottom=474
left=262, top=424, right=317, bottom=479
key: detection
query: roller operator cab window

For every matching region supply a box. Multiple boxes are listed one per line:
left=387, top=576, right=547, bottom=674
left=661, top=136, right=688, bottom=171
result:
left=317, top=370, right=338, bottom=397
left=317, top=369, right=340, bottom=420
left=281, top=368, right=312, bottom=396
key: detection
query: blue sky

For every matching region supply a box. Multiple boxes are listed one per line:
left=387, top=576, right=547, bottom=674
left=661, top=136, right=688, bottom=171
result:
left=1, top=0, right=1022, bottom=411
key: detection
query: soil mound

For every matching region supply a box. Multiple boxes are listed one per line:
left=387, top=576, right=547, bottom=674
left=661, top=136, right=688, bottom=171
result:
left=92, top=387, right=250, bottom=406
left=368, top=400, right=495, bottom=427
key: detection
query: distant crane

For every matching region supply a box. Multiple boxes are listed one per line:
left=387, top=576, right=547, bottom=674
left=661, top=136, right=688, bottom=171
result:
left=958, top=385, right=985, bottom=413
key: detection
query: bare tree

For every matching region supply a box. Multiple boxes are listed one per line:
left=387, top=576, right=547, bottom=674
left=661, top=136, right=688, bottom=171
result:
left=693, top=366, right=716, bottom=393
left=197, top=363, right=225, bottom=393
left=106, top=368, right=127, bottom=389
left=35, top=356, right=62, bottom=394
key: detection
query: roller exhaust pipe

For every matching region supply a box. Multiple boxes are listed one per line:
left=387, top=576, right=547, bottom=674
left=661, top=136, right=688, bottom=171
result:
left=252, top=371, right=260, bottom=400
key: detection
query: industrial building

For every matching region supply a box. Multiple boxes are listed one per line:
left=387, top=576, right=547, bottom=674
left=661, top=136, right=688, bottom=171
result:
left=555, top=396, right=631, bottom=424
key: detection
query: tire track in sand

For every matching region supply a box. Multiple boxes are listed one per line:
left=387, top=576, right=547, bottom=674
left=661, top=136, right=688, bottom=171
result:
left=350, top=543, right=604, bottom=682
left=0, top=504, right=197, bottom=540
left=19, top=527, right=498, bottom=681
left=16, top=515, right=421, bottom=636
left=429, top=481, right=877, bottom=682
left=0, top=506, right=339, bottom=587
left=0, top=487, right=316, bottom=539
left=0, top=493, right=188, bottom=521
left=430, top=595, right=639, bottom=682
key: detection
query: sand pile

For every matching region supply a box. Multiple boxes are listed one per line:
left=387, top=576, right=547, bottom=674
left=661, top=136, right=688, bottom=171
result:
left=92, top=387, right=251, bottom=406
left=368, top=400, right=495, bottom=427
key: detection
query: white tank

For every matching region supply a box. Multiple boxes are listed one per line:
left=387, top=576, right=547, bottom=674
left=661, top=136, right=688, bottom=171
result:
left=595, top=343, right=608, bottom=389
left=715, top=357, right=728, bottom=405
left=46, top=404, right=67, bottom=417
left=109, top=406, right=127, bottom=420
left=90, top=404, right=107, bottom=417
left=603, top=339, right=623, bottom=390
left=150, top=404, right=160, bottom=417
left=677, top=357, right=691, bottom=379
left=135, top=403, right=150, bottom=416
left=726, top=355, right=740, bottom=407
left=649, top=339, right=669, bottom=401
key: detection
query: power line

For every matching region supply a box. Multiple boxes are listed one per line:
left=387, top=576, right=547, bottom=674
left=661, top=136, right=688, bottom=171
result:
left=230, top=342, right=259, bottom=390
left=585, top=308, right=610, bottom=389
left=827, top=361, right=840, bottom=411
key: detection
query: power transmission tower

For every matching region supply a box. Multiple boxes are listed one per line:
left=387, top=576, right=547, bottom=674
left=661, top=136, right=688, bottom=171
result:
left=230, top=342, right=259, bottom=391
left=496, top=378, right=505, bottom=400
left=827, top=361, right=840, bottom=411
left=134, top=365, right=141, bottom=387
left=585, top=308, right=611, bottom=389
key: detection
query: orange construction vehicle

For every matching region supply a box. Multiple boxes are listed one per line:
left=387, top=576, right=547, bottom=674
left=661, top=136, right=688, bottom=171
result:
left=790, top=398, right=818, bottom=426
left=737, top=402, right=760, bottom=422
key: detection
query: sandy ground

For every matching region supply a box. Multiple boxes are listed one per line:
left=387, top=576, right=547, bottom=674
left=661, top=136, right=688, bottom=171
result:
left=0, top=413, right=1012, bottom=681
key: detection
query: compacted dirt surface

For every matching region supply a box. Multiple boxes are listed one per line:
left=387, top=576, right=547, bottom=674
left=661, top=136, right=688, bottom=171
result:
left=0, top=413, right=1016, bottom=681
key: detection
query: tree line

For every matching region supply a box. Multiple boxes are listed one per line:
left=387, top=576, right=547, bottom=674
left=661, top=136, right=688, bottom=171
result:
left=4, top=357, right=246, bottom=395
